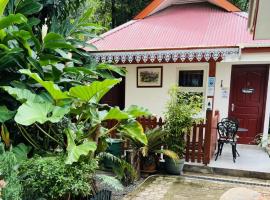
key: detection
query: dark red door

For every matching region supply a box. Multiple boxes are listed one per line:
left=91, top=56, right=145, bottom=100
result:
left=229, top=65, right=268, bottom=144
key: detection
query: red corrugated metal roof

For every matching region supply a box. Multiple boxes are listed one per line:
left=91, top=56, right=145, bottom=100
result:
left=89, top=3, right=270, bottom=52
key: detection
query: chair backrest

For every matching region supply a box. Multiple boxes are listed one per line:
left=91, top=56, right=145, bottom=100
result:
left=217, top=119, right=239, bottom=141
left=221, top=117, right=239, bottom=125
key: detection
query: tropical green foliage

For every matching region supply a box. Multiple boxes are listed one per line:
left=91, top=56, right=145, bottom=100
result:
left=164, top=87, right=203, bottom=157
left=0, top=143, right=31, bottom=200
left=141, top=128, right=179, bottom=160
left=1, top=69, right=149, bottom=164
left=20, top=155, right=98, bottom=200
left=95, top=174, right=124, bottom=191
left=0, top=0, right=152, bottom=198
left=98, top=152, right=137, bottom=186
left=88, top=0, right=151, bottom=29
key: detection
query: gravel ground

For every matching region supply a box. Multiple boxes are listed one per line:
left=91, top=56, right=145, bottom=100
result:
left=111, top=178, right=144, bottom=200
left=95, top=170, right=145, bottom=200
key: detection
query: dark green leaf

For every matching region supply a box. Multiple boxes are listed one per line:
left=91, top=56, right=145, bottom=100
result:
left=0, top=14, right=27, bottom=30
left=16, top=0, right=43, bottom=15
left=0, top=105, right=15, bottom=123
left=43, top=32, right=75, bottom=50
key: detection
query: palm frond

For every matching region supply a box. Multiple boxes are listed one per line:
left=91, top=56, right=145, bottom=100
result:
left=155, top=149, right=179, bottom=160
left=141, top=146, right=148, bottom=157
left=97, top=152, right=122, bottom=165
left=95, top=174, right=124, bottom=191
left=145, top=127, right=167, bottom=152
left=97, top=152, right=137, bottom=183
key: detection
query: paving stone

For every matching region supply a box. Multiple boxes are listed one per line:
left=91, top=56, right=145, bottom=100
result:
left=220, top=187, right=265, bottom=200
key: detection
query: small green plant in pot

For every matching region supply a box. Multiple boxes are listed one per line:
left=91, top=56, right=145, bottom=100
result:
left=163, top=87, right=202, bottom=175
left=141, top=128, right=179, bottom=172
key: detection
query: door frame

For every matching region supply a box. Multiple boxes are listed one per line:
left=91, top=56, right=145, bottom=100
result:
left=228, top=64, right=269, bottom=139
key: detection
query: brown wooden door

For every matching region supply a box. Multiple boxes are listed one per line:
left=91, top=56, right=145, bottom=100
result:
left=229, top=65, right=268, bottom=144
left=100, top=77, right=125, bottom=109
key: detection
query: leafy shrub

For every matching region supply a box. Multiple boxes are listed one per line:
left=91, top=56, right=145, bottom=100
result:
left=98, top=152, right=137, bottom=186
left=0, top=143, right=22, bottom=200
left=164, top=87, right=202, bottom=157
left=20, top=155, right=98, bottom=200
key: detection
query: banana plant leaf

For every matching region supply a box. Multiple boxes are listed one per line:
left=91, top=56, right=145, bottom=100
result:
left=1, top=86, right=45, bottom=103
left=0, top=0, right=9, bottom=16
left=65, top=129, right=97, bottom=164
left=14, top=101, right=70, bottom=126
left=102, top=107, right=129, bottom=121
left=96, top=63, right=127, bottom=77
left=125, top=105, right=151, bottom=118
left=69, top=79, right=121, bottom=103
left=20, top=69, right=70, bottom=100
left=119, top=121, right=147, bottom=145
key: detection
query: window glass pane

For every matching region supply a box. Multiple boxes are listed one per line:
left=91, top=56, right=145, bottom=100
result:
left=179, top=70, right=204, bottom=87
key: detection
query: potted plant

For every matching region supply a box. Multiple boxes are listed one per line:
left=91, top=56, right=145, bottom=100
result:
left=140, top=128, right=179, bottom=172
left=163, top=87, right=202, bottom=175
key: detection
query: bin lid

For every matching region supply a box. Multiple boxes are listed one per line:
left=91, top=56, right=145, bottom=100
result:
left=106, top=138, right=123, bottom=144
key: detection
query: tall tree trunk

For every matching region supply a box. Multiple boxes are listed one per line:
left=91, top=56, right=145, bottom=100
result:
left=111, top=0, right=116, bottom=28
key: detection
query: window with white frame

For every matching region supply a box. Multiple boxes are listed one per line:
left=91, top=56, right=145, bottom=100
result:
left=178, top=68, right=207, bottom=115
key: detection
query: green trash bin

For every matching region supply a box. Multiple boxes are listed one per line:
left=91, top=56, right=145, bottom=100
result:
left=103, top=138, right=123, bottom=168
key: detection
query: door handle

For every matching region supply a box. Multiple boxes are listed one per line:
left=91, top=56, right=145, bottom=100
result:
left=231, top=103, right=235, bottom=112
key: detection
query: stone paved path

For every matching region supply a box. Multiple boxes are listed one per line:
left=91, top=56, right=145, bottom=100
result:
left=123, top=175, right=270, bottom=200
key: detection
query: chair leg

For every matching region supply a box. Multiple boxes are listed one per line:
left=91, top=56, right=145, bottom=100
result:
left=219, top=143, right=224, bottom=156
left=215, top=142, right=221, bottom=161
left=236, top=150, right=240, bottom=157
left=235, top=143, right=240, bottom=157
left=231, top=144, right=236, bottom=163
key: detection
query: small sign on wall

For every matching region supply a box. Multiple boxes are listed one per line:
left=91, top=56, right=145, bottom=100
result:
left=207, top=77, right=216, bottom=96
left=221, top=87, right=229, bottom=99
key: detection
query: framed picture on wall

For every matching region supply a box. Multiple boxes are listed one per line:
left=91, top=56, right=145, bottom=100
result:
left=137, top=66, right=163, bottom=88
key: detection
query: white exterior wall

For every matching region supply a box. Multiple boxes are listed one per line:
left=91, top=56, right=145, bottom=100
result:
left=121, top=52, right=270, bottom=145
left=123, top=63, right=209, bottom=117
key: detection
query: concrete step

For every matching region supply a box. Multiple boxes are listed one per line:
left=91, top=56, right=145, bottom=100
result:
left=184, top=163, right=270, bottom=180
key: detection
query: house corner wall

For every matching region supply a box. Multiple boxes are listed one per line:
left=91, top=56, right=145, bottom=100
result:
left=214, top=63, right=232, bottom=119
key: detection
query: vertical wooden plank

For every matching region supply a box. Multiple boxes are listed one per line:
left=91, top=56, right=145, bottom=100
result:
left=208, top=61, right=216, bottom=77
left=151, top=117, right=156, bottom=129
left=158, top=117, right=163, bottom=128
left=142, top=117, right=146, bottom=131
left=208, top=61, right=216, bottom=112
left=203, top=109, right=213, bottom=165
left=197, top=125, right=204, bottom=163
left=185, top=133, right=191, bottom=162
left=191, top=125, right=197, bottom=162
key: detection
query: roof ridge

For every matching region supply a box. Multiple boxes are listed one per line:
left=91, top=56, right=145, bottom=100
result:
left=231, top=11, right=248, bottom=20
left=135, top=0, right=240, bottom=19
left=91, top=20, right=139, bottom=44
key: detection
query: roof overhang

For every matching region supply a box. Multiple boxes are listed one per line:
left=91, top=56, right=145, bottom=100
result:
left=248, top=0, right=270, bottom=40
left=91, top=47, right=240, bottom=64
left=134, top=0, right=240, bottom=19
